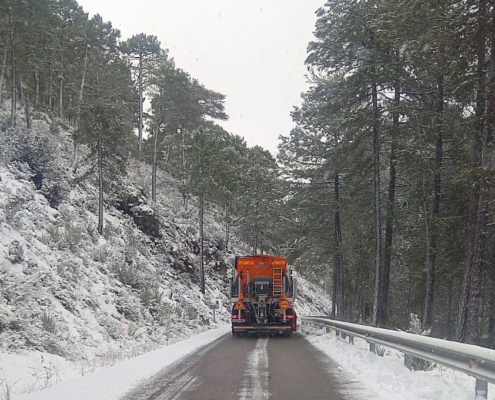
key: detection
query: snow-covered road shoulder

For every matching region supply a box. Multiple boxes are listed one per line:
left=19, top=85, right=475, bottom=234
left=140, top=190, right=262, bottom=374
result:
left=15, top=326, right=230, bottom=400
left=305, top=330, right=494, bottom=400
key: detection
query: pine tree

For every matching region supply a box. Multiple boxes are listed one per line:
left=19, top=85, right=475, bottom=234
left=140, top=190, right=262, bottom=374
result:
left=121, top=33, right=161, bottom=155
left=75, top=54, right=135, bottom=234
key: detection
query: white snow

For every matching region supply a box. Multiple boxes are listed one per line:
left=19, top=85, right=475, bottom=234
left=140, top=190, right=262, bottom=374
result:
left=306, top=328, right=495, bottom=400
left=4, top=323, right=495, bottom=400
left=12, top=326, right=230, bottom=400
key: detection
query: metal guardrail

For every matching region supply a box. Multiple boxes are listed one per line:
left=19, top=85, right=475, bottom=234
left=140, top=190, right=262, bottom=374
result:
left=301, top=316, right=495, bottom=399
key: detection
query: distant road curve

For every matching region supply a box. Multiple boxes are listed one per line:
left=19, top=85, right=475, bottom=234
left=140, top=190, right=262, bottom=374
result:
left=121, top=332, right=359, bottom=400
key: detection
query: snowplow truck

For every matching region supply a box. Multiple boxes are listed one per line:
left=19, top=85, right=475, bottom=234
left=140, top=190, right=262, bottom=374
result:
left=230, top=254, right=297, bottom=336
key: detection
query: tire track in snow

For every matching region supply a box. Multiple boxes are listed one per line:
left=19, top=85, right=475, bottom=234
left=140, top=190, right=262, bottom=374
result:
left=240, top=338, right=270, bottom=400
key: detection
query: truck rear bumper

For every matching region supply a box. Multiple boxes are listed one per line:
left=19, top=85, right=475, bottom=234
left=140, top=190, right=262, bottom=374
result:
left=232, top=325, right=293, bottom=334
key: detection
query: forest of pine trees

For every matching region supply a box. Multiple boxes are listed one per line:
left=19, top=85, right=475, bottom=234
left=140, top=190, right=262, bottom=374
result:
left=279, top=0, right=495, bottom=346
left=2, top=0, right=495, bottom=347
left=0, top=0, right=285, bottom=254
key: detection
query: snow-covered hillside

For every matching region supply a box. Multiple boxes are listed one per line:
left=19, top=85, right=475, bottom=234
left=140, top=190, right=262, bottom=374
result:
left=0, top=113, right=331, bottom=397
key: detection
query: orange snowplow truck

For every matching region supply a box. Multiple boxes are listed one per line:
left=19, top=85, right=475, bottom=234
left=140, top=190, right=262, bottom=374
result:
left=230, top=254, right=297, bottom=336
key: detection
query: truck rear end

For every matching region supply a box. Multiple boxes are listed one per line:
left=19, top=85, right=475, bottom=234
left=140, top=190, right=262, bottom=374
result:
left=230, top=254, right=297, bottom=336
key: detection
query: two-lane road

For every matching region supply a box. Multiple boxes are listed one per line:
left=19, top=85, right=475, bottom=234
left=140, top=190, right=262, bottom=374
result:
left=122, top=332, right=359, bottom=400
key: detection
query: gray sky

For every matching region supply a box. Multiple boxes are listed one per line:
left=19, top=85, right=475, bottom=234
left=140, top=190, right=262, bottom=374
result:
left=77, top=0, right=323, bottom=155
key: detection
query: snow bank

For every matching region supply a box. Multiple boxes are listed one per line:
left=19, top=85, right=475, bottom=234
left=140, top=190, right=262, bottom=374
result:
left=306, top=331, right=495, bottom=400
left=15, top=326, right=230, bottom=400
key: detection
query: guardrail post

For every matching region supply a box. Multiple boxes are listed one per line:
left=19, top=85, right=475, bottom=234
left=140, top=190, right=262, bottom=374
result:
left=475, top=379, right=488, bottom=400
left=370, top=342, right=376, bottom=354
left=404, top=354, right=413, bottom=371
left=349, top=335, right=354, bottom=345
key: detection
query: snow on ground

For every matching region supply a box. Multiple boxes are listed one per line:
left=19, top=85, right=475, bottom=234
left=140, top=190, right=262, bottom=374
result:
left=306, top=328, right=495, bottom=400
left=11, top=326, right=230, bottom=400
left=5, top=322, right=494, bottom=400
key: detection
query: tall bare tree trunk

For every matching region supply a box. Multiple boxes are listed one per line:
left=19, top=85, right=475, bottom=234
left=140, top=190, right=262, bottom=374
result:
left=480, top=279, right=486, bottom=339
left=253, top=223, right=259, bottom=255
left=138, top=53, right=143, bottom=155
left=59, top=36, right=64, bottom=119
left=225, top=203, right=230, bottom=250
left=331, top=269, right=337, bottom=318
left=423, top=75, right=444, bottom=331
left=457, top=2, right=488, bottom=344
left=9, top=7, right=16, bottom=128
left=483, top=0, right=495, bottom=349
left=446, top=277, right=454, bottom=340
left=354, top=262, right=363, bottom=322
left=48, top=65, right=53, bottom=108
left=59, top=72, right=63, bottom=119
left=333, top=135, right=344, bottom=318
left=33, top=69, right=39, bottom=108
left=19, top=76, right=31, bottom=129
left=97, top=136, right=104, bottom=235
left=78, top=46, right=88, bottom=101
left=334, top=208, right=344, bottom=317
left=96, top=70, right=104, bottom=235
left=488, top=286, right=495, bottom=348
left=381, top=70, right=400, bottom=326
left=371, top=75, right=383, bottom=327
left=72, top=44, right=89, bottom=174
left=180, top=125, right=188, bottom=208
left=0, top=49, right=7, bottom=104
left=152, top=124, right=159, bottom=202
left=199, top=192, right=205, bottom=294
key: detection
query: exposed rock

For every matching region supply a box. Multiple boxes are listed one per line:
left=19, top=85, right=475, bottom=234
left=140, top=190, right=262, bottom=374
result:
left=116, top=194, right=161, bottom=239
left=133, top=211, right=161, bottom=239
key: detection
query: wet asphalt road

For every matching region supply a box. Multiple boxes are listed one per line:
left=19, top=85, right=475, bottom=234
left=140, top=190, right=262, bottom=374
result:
left=121, top=332, right=357, bottom=400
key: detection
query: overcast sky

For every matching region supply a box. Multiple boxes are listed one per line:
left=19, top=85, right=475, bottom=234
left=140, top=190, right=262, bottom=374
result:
left=76, top=0, right=324, bottom=155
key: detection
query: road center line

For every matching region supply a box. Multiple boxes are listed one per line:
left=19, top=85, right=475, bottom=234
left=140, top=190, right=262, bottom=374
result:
left=240, top=338, right=270, bottom=400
